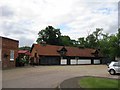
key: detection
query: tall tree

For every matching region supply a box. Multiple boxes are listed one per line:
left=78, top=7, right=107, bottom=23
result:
left=60, top=35, right=73, bottom=46
left=78, top=37, right=86, bottom=47
left=99, top=33, right=110, bottom=57
left=86, top=34, right=97, bottom=48
left=108, top=29, right=120, bottom=59
left=71, top=39, right=79, bottom=47
left=93, top=28, right=103, bottom=41
left=109, top=35, right=118, bottom=59
left=99, top=29, right=120, bottom=60
left=36, top=26, right=61, bottom=45
left=85, top=28, right=103, bottom=48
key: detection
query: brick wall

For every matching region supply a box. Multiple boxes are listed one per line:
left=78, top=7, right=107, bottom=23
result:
left=1, top=37, right=19, bottom=69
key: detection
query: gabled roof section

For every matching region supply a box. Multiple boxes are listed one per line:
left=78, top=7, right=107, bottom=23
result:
left=18, top=50, right=31, bottom=56
left=57, top=46, right=67, bottom=52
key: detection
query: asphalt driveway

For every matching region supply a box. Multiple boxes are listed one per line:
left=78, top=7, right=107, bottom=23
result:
left=2, top=65, right=119, bottom=88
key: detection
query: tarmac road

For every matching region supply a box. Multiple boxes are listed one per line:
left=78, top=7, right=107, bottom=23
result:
left=2, top=65, right=119, bottom=88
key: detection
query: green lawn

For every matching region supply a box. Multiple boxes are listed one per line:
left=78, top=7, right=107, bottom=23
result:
left=79, top=77, right=119, bottom=90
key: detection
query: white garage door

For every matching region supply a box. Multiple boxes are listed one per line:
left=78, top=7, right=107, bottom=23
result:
left=94, top=59, right=100, bottom=64
left=71, top=59, right=77, bottom=65
left=78, top=59, right=91, bottom=64
left=61, top=59, right=67, bottom=65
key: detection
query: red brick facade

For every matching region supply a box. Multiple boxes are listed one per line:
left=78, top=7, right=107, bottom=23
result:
left=0, top=36, right=19, bottom=69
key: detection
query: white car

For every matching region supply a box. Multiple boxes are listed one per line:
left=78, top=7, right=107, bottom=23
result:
left=108, top=61, right=120, bottom=75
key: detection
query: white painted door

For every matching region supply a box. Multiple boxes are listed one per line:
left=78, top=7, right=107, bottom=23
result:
left=71, top=59, right=77, bottom=65
left=78, top=59, right=91, bottom=64
left=94, top=59, right=100, bottom=64
left=61, top=59, right=67, bottom=65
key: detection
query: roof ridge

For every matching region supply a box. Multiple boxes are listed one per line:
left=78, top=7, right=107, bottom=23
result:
left=35, top=44, right=96, bottom=50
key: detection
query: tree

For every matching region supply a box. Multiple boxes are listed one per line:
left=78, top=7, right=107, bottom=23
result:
left=109, top=29, right=120, bottom=59
left=86, top=34, right=97, bottom=48
left=60, top=35, right=73, bottom=46
left=109, top=35, right=118, bottom=59
left=85, top=28, right=103, bottom=48
left=71, top=39, right=79, bottom=47
left=78, top=37, right=86, bottom=47
left=99, top=29, right=120, bottom=60
left=93, top=28, right=103, bottom=41
left=19, top=46, right=31, bottom=51
left=36, top=26, right=61, bottom=45
left=99, top=33, right=110, bottom=57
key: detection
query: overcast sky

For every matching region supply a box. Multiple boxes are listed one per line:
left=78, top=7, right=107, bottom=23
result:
left=0, top=0, right=119, bottom=47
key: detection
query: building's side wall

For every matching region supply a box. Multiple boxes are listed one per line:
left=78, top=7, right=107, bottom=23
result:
left=31, top=47, right=39, bottom=57
left=2, top=38, right=18, bottom=69
left=30, top=46, right=39, bottom=64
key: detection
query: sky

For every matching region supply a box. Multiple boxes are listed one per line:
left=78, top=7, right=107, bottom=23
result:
left=0, top=0, right=119, bottom=47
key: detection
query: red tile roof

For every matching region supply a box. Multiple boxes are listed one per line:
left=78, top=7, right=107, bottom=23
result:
left=18, top=50, right=31, bottom=56
left=31, top=44, right=100, bottom=57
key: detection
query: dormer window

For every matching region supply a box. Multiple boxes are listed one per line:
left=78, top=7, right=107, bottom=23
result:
left=57, top=46, right=67, bottom=56
left=92, top=49, right=99, bottom=57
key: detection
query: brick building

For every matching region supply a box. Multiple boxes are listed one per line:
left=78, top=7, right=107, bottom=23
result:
left=30, top=44, right=102, bottom=65
left=0, top=36, right=19, bottom=69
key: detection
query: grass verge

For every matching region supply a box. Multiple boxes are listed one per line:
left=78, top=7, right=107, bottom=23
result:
left=79, top=77, right=119, bottom=90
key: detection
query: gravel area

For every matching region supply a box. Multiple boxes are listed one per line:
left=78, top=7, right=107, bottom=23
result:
left=2, top=65, right=119, bottom=88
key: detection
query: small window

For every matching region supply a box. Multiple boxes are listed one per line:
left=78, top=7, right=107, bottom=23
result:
left=10, top=50, right=14, bottom=61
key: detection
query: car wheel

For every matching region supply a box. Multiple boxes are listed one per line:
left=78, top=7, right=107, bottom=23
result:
left=109, top=69, right=115, bottom=75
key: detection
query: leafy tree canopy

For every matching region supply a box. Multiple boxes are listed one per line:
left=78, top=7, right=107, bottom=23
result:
left=36, top=26, right=61, bottom=45
left=60, top=35, right=73, bottom=46
left=19, top=46, right=31, bottom=51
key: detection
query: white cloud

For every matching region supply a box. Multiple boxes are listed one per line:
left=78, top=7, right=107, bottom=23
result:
left=0, top=0, right=119, bottom=46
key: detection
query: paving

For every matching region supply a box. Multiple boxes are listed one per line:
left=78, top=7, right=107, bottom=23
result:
left=2, top=65, right=119, bottom=88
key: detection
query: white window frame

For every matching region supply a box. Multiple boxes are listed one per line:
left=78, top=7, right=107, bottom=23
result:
left=10, top=50, right=14, bottom=61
